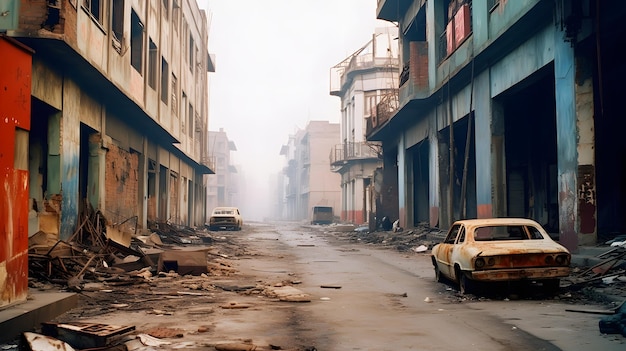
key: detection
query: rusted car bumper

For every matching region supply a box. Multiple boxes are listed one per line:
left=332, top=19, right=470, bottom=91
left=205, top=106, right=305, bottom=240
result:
left=471, top=267, right=571, bottom=281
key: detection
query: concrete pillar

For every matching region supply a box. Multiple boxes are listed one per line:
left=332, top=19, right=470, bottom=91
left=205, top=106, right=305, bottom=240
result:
left=428, top=126, right=440, bottom=228
left=474, top=70, right=494, bottom=218
left=491, top=101, right=506, bottom=218
left=575, top=56, right=597, bottom=245
left=397, top=135, right=407, bottom=228
left=60, top=79, right=80, bottom=240
left=554, top=33, right=579, bottom=252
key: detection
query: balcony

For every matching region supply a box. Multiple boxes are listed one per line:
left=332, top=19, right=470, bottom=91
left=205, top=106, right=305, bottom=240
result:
left=330, top=142, right=381, bottom=169
left=201, top=156, right=216, bottom=173
left=366, top=89, right=399, bottom=137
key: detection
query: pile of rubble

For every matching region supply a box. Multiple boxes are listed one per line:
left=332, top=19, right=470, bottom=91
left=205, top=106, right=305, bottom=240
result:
left=27, top=205, right=237, bottom=293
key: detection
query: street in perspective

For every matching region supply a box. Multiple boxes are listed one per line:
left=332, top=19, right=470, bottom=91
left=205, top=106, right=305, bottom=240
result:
left=3, top=1, right=626, bottom=351
left=4, top=221, right=624, bottom=351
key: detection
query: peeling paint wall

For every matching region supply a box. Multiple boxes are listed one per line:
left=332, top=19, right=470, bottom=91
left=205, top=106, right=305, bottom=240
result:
left=105, top=142, right=139, bottom=225
left=554, top=31, right=578, bottom=252
left=0, top=36, right=32, bottom=308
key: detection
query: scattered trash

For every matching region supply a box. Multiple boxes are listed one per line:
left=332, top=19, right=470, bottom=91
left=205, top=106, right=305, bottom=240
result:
left=23, top=332, right=76, bottom=351
left=413, top=245, right=428, bottom=253
left=599, top=301, right=626, bottom=336
left=136, top=333, right=172, bottom=346
left=220, top=302, right=252, bottom=309
left=320, top=285, right=342, bottom=289
left=214, top=342, right=257, bottom=351
left=424, top=297, right=432, bottom=303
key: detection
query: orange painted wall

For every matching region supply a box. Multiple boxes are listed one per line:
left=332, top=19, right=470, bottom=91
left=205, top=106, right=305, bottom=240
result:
left=0, top=35, right=32, bottom=307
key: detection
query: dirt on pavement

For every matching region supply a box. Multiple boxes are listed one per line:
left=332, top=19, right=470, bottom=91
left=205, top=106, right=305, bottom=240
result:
left=10, top=220, right=626, bottom=350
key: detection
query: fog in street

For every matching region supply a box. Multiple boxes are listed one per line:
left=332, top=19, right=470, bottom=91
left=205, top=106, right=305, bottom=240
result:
left=199, top=1, right=388, bottom=221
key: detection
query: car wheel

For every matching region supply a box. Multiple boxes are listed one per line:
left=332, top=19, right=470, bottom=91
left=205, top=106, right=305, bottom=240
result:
left=434, top=264, right=443, bottom=283
left=458, top=272, right=473, bottom=295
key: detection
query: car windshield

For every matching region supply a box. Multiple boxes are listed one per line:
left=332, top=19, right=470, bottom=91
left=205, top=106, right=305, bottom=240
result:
left=473, top=225, right=544, bottom=241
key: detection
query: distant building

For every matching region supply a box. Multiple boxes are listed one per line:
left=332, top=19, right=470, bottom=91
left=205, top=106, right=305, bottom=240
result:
left=280, top=121, right=341, bottom=222
left=330, top=26, right=399, bottom=227
left=207, top=128, right=238, bottom=213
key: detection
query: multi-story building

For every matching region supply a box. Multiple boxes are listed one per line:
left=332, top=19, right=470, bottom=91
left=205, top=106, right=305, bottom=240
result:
left=280, top=121, right=341, bottom=222
left=0, top=1, right=214, bottom=307
left=371, top=0, right=626, bottom=251
left=207, top=128, right=238, bottom=212
left=330, top=26, right=399, bottom=227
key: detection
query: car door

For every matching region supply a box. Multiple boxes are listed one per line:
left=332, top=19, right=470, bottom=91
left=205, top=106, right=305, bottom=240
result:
left=437, top=224, right=464, bottom=278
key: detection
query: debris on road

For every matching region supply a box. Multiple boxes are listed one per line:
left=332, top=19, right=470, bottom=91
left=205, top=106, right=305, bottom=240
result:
left=599, top=301, right=626, bottom=336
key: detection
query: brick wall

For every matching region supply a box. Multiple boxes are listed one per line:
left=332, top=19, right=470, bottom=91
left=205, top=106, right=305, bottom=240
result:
left=18, top=0, right=77, bottom=43
left=60, top=0, right=77, bottom=44
left=19, top=0, right=48, bottom=33
left=104, top=143, right=139, bottom=224
left=409, top=41, right=429, bottom=91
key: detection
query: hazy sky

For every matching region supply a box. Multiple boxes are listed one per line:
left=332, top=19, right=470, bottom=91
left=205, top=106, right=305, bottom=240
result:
left=197, top=0, right=387, bottom=220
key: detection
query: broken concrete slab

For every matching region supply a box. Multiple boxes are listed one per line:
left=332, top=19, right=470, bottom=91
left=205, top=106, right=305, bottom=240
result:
left=214, top=342, right=257, bottom=351
left=265, top=285, right=311, bottom=302
left=40, top=321, right=135, bottom=349
left=158, top=248, right=209, bottom=275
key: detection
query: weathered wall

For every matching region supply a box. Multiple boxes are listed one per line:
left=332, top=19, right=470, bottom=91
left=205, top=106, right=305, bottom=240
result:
left=105, top=142, right=139, bottom=224
left=0, top=36, right=32, bottom=308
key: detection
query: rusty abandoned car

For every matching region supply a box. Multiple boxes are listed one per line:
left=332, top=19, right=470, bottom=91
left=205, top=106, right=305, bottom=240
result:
left=431, top=218, right=571, bottom=294
left=207, top=207, right=243, bottom=231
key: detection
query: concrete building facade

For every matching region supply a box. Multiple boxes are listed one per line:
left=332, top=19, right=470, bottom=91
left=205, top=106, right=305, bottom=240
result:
left=1, top=1, right=214, bottom=306
left=207, top=128, right=238, bottom=213
left=281, top=121, right=341, bottom=222
left=330, top=26, right=399, bottom=226
left=371, top=0, right=626, bottom=251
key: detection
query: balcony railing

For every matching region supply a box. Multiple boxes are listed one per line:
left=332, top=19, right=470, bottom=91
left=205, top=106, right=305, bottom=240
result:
left=201, top=156, right=215, bottom=171
left=374, top=89, right=399, bottom=127
left=330, top=141, right=381, bottom=166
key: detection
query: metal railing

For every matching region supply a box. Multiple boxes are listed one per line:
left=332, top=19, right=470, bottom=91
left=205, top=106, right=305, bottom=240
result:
left=330, top=141, right=381, bottom=166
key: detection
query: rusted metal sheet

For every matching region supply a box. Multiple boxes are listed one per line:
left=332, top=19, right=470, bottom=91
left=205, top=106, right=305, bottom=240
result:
left=0, top=35, right=32, bottom=308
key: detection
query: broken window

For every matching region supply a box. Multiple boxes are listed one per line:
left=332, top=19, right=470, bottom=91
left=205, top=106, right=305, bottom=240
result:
left=444, top=224, right=461, bottom=244
left=188, top=103, right=194, bottom=135
left=111, top=0, right=124, bottom=53
left=488, top=0, right=500, bottom=12
left=172, top=0, right=179, bottom=33
left=148, top=39, right=157, bottom=89
left=364, top=91, right=377, bottom=118
left=161, top=57, right=169, bottom=104
left=130, top=10, right=144, bottom=74
left=189, top=35, right=194, bottom=70
left=162, top=0, right=169, bottom=18
left=181, top=92, right=187, bottom=133
left=171, top=74, right=178, bottom=115
left=84, top=0, right=103, bottom=24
